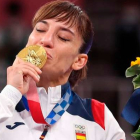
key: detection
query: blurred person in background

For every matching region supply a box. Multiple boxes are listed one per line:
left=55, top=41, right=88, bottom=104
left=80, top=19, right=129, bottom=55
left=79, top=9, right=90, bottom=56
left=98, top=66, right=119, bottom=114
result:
left=0, top=1, right=125, bottom=140
left=0, top=1, right=30, bottom=64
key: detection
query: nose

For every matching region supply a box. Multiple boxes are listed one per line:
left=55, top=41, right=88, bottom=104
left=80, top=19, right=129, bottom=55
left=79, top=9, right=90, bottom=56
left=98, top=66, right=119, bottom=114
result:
left=39, top=31, right=53, bottom=49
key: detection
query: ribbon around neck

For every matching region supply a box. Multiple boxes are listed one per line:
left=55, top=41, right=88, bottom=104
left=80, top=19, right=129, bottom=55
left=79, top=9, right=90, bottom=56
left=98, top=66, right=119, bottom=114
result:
left=24, top=80, right=73, bottom=125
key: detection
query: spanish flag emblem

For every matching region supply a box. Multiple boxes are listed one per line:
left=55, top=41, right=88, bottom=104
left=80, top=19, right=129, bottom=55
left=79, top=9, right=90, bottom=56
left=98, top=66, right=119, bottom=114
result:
left=76, top=132, right=86, bottom=140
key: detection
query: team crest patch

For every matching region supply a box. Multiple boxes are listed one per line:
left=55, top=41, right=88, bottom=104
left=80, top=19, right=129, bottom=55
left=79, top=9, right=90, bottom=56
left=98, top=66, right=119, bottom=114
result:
left=74, top=124, right=87, bottom=140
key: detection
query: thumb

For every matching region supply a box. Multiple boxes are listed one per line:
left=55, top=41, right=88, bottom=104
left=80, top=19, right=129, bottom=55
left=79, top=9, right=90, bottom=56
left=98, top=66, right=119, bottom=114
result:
left=13, top=56, right=24, bottom=66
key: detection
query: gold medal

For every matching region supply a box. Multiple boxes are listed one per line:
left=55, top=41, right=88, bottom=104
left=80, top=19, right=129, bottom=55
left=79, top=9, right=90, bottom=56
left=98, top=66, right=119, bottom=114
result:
left=17, top=45, right=47, bottom=69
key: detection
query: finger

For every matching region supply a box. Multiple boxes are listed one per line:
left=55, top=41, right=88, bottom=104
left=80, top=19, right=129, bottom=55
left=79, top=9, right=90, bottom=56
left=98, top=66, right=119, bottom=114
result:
left=13, top=56, right=20, bottom=66
left=21, top=68, right=40, bottom=82
left=15, top=66, right=40, bottom=82
left=17, top=63, right=42, bottom=75
left=13, top=56, right=27, bottom=66
left=13, top=64, right=39, bottom=76
left=11, top=65, right=40, bottom=83
left=22, top=62, right=42, bottom=74
left=17, top=70, right=23, bottom=75
left=14, top=56, right=42, bottom=74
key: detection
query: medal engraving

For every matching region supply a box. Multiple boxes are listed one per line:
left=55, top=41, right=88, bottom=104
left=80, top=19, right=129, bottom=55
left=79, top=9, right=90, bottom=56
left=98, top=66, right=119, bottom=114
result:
left=17, top=45, right=47, bottom=68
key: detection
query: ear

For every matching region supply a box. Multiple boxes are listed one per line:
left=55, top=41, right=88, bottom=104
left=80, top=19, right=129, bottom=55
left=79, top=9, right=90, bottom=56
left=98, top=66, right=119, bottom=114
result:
left=72, top=54, right=88, bottom=70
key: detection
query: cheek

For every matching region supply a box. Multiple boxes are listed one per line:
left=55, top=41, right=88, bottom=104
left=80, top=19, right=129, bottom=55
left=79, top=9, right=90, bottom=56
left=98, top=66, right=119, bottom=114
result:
left=26, top=33, right=38, bottom=46
left=57, top=51, right=76, bottom=67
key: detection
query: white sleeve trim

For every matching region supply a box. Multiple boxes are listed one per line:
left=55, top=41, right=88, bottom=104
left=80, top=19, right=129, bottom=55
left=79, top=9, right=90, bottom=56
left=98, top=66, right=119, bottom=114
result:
left=1, top=85, right=22, bottom=106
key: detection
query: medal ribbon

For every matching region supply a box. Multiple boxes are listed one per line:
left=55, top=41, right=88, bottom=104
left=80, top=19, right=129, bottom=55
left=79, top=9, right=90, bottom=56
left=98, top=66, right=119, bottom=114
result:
left=25, top=79, right=73, bottom=125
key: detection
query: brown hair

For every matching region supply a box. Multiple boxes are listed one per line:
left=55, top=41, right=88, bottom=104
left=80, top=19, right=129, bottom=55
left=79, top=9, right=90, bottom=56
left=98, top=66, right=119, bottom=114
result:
left=32, top=0, right=93, bottom=88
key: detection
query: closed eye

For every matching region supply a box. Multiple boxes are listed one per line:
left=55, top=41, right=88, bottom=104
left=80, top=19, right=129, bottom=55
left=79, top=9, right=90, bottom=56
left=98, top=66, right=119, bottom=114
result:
left=59, top=36, right=70, bottom=42
left=36, top=28, right=45, bottom=32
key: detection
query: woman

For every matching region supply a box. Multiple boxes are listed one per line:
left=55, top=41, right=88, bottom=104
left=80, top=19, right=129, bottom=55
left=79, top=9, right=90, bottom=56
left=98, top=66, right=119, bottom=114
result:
left=0, top=1, right=125, bottom=140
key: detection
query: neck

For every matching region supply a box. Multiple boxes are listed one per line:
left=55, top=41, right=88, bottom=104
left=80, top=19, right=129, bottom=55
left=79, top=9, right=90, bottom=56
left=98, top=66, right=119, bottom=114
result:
left=37, top=71, right=71, bottom=91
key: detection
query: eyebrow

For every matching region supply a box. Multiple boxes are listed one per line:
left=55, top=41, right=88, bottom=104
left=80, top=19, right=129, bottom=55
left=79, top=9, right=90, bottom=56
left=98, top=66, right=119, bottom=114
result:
left=39, top=20, right=75, bottom=36
left=40, top=20, right=48, bottom=24
left=60, top=27, right=75, bottom=36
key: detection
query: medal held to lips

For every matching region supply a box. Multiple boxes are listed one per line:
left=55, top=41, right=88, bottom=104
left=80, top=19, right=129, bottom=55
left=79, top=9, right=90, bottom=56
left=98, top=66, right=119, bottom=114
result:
left=17, top=45, right=47, bottom=69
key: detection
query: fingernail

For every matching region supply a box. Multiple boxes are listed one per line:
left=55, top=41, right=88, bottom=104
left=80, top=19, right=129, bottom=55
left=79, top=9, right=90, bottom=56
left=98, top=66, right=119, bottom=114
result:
left=37, top=68, right=42, bottom=73
left=37, top=75, right=40, bottom=80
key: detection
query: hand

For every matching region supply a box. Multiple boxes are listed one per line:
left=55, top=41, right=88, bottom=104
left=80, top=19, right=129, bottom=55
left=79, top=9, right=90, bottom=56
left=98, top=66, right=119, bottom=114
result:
left=7, top=57, right=42, bottom=94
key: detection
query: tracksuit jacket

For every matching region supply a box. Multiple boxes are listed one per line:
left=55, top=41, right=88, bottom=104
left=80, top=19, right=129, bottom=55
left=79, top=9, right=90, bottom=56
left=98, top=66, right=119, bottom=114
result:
left=0, top=82, right=125, bottom=140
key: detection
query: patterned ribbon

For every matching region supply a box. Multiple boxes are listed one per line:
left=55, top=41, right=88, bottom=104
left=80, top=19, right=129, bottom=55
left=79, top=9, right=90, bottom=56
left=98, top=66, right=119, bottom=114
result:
left=40, top=125, right=49, bottom=140
left=24, top=80, right=73, bottom=125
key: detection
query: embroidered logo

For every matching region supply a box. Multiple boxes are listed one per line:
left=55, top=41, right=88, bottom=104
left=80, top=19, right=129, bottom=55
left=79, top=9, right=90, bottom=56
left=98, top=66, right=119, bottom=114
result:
left=6, top=122, right=25, bottom=130
left=75, top=124, right=87, bottom=140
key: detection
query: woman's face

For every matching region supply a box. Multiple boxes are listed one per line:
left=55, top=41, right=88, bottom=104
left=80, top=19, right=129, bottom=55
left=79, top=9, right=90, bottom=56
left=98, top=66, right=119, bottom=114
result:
left=26, top=18, right=86, bottom=80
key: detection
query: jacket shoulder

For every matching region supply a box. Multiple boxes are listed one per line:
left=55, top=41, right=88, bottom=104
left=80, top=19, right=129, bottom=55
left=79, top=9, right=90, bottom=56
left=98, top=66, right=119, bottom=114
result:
left=67, top=92, right=105, bottom=129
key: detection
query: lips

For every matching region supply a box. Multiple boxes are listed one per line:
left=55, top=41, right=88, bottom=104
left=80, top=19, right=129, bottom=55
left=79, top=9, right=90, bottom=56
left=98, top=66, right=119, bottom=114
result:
left=46, top=52, right=53, bottom=59
left=35, top=45, right=52, bottom=59
left=41, top=47, right=52, bottom=59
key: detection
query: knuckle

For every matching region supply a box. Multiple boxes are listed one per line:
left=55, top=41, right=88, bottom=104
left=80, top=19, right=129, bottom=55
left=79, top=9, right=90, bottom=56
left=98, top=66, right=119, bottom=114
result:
left=7, top=66, right=12, bottom=72
left=12, top=66, right=18, bottom=71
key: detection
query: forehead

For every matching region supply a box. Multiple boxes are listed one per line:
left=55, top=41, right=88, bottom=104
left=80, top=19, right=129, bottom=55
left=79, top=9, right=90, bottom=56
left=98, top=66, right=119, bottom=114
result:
left=37, top=18, right=80, bottom=35
left=38, top=16, right=77, bottom=28
left=33, top=11, right=81, bottom=31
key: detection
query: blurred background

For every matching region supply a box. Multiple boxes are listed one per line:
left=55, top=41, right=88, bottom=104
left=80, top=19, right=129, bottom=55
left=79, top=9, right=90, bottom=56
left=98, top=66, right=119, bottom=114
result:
left=0, top=0, right=140, bottom=139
